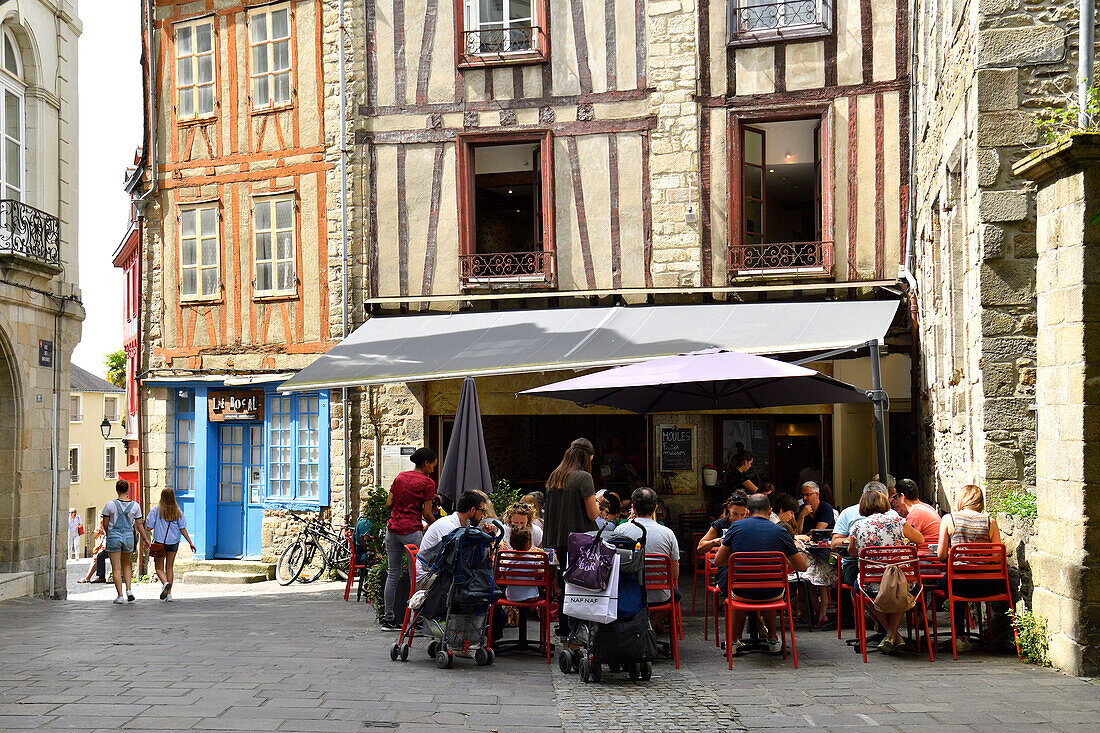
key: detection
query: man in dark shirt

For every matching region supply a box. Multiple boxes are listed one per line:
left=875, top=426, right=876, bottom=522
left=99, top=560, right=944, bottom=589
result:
left=715, top=494, right=807, bottom=653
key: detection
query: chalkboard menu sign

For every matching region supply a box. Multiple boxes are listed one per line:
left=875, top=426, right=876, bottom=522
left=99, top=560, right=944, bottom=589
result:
left=659, top=425, right=694, bottom=472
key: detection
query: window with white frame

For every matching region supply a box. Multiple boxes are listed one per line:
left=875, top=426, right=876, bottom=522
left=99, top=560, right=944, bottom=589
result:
left=175, top=19, right=216, bottom=119
left=175, top=391, right=195, bottom=494
left=268, top=394, right=320, bottom=502
left=253, top=195, right=296, bottom=295
left=180, top=205, right=220, bottom=299
left=0, top=28, right=24, bottom=201
left=103, top=395, right=119, bottom=422
left=104, top=445, right=117, bottom=480
left=69, top=447, right=80, bottom=484
left=463, top=0, right=538, bottom=55
left=69, top=394, right=82, bottom=423
left=249, top=4, right=292, bottom=110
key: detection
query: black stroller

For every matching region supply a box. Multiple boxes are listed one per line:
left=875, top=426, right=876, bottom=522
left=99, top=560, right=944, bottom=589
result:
left=558, top=521, right=659, bottom=683
left=389, top=520, right=504, bottom=669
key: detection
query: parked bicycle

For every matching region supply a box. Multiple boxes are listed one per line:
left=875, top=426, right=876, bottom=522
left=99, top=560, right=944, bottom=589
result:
left=276, top=511, right=351, bottom=586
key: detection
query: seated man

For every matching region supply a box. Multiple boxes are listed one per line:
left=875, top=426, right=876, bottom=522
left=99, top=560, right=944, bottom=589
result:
left=416, top=490, right=490, bottom=574
left=891, top=478, right=940, bottom=546
left=714, top=493, right=808, bottom=654
left=612, top=487, right=681, bottom=622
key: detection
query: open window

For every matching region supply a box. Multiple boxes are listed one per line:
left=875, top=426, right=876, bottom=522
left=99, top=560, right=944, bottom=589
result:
left=727, top=0, right=834, bottom=47
left=729, top=115, right=833, bottom=277
left=457, top=132, right=555, bottom=287
left=457, top=0, right=549, bottom=68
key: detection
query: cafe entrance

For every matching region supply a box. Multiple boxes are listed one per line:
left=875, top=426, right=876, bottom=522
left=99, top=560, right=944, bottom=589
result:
left=215, top=423, right=264, bottom=558
left=717, top=415, right=831, bottom=498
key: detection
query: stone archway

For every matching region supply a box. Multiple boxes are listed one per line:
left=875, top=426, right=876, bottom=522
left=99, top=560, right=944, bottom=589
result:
left=0, top=325, right=19, bottom=572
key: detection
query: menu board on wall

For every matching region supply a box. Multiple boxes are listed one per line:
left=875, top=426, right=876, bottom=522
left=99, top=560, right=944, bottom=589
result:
left=381, top=445, right=417, bottom=490
left=658, top=425, right=694, bottom=472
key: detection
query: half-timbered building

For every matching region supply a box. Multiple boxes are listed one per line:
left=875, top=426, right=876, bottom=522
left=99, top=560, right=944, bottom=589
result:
left=127, top=0, right=337, bottom=561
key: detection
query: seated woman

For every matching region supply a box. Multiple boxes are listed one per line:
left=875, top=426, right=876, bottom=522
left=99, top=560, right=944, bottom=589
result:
left=77, top=525, right=109, bottom=584
left=520, top=492, right=545, bottom=530
left=502, top=501, right=544, bottom=549
left=847, top=490, right=924, bottom=654
left=936, top=484, right=1002, bottom=652
left=696, top=491, right=749, bottom=596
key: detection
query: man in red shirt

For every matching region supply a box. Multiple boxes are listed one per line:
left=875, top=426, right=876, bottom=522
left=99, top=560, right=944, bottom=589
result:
left=891, top=478, right=941, bottom=546
left=381, top=447, right=438, bottom=631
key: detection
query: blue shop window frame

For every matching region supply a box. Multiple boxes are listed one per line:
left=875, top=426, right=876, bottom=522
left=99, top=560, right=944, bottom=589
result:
left=262, top=391, right=329, bottom=511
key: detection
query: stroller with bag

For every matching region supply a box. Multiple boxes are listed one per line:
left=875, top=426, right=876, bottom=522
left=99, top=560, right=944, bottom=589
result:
left=559, top=521, right=659, bottom=683
left=389, top=520, right=504, bottom=669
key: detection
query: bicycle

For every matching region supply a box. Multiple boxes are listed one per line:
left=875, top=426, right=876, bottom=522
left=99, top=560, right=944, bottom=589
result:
left=276, top=512, right=352, bottom=586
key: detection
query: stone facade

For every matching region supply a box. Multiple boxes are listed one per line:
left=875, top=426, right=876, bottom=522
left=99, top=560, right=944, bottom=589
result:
left=0, top=1, right=83, bottom=598
left=912, top=0, right=1084, bottom=506
left=1016, top=136, right=1100, bottom=676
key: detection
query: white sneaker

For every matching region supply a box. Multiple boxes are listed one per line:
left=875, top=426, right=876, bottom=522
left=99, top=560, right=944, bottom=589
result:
left=160, top=583, right=170, bottom=600
left=165, top=593, right=173, bottom=602
left=766, top=637, right=783, bottom=654
left=113, top=596, right=125, bottom=605
left=126, top=590, right=135, bottom=602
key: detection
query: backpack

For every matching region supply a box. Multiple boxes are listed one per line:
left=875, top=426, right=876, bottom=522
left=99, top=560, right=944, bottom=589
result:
left=873, top=564, right=916, bottom=614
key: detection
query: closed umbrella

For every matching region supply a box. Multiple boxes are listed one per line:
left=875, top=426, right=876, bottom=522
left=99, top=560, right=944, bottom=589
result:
left=519, top=349, right=872, bottom=412
left=436, top=376, right=493, bottom=505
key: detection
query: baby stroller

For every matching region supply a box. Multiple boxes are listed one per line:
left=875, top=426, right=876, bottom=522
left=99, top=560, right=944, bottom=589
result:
left=389, top=520, right=504, bottom=669
left=559, top=521, right=659, bottom=683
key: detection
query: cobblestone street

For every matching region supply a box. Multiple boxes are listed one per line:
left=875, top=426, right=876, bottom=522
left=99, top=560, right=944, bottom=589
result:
left=1, top=566, right=1098, bottom=731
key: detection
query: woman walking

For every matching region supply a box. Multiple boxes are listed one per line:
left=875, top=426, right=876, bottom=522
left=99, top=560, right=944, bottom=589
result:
left=543, top=438, right=600, bottom=638
left=381, top=447, right=438, bottom=632
left=146, top=488, right=197, bottom=602
left=101, top=479, right=152, bottom=605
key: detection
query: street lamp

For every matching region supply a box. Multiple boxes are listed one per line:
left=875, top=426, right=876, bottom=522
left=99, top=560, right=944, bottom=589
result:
left=100, top=417, right=111, bottom=440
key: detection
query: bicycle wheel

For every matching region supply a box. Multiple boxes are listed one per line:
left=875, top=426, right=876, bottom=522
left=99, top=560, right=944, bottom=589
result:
left=329, top=541, right=350, bottom=581
left=297, top=538, right=328, bottom=583
left=276, top=541, right=306, bottom=586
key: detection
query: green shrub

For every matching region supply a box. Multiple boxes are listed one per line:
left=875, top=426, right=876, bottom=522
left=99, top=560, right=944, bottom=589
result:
left=1009, top=609, right=1051, bottom=666
left=358, top=486, right=390, bottom=559
left=987, top=484, right=1038, bottom=519
left=488, top=478, right=520, bottom=516
left=366, top=562, right=386, bottom=623
left=1036, top=84, right=1100, bottom=144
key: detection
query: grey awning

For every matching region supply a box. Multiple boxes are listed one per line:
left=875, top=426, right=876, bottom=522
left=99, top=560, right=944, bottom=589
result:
left=279, top=300, right=901, bottom=392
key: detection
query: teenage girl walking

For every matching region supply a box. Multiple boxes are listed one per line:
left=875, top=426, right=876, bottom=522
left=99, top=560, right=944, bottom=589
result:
left=101, top=479, right=152, bottom=604
left=145, top=489, right=197, bottom=602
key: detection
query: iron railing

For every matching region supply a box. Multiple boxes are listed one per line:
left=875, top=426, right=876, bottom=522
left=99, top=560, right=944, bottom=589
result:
left=728, top=240, right=833, bottom=275
left=731, top=0, right=822, bottom=35
left=460, top=250, right=553, bottom=284
left=0, top=199, right=61, bottom=267
left=463, top=25, right=540, bottom=56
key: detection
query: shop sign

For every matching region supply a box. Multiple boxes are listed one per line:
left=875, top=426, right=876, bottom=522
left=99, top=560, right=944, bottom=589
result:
left=659, top=424, right=694, bottom=472
left=208, top=390, right=264, bottom=422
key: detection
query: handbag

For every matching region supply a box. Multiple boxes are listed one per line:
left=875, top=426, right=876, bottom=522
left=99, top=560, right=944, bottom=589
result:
left=563, top=553, right=620, bottom=623
left=77, top=524, right=84, bottom=536
left=873, top=563, right=916, bottom=614
left=148, top=517, right=175, bottom=559
left=563, top=524, right=616, bottom=591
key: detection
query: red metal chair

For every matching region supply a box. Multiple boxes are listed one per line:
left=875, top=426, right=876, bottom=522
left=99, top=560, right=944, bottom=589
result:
left=397, top=544, right=419, bottom=640
left=943, top=543, right=1020, bottom=660
left=854, top=545, right=933, bottom=663
left=917, top=552, right=947, bottom=646
left=487, top=550, right=554, bottom=663
left=644, top=553, right=681, bottom=668
left=836, top=552, right=857, bottom=639
left=343, top=528, right=368, bottom=602
left=703, top=548, right=724, bottom=645
left=690, top=531, right=706, bottom=615
left=724, top=551, right=798, bottom=669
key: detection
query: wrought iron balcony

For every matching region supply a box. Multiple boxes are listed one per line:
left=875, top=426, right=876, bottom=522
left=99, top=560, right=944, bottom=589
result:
left=0, top=199, right=61, bottom=269
left=460, top=250, right=554, bottom=286
left=728, top=240, right=834, bottom=277
left=463, top=25, right=540, bottom=57
left=730, top=0, right=827, bottom=37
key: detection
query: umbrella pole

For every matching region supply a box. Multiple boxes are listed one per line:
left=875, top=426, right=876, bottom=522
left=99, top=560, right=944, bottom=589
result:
left=869, top=339, right=889, bottom=483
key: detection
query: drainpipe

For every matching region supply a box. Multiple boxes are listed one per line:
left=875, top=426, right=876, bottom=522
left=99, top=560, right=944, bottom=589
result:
left=897, top=0, right=919, bottom=291
left=1081, top=0, right=1095, bottom=128
left=338, top=0, right=354, bottom=515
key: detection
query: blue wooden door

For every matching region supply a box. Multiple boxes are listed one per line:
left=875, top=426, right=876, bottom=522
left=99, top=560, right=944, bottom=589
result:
left=216, top=424, right=245, bottom=558
left=244, top=424, right=264, bottom=558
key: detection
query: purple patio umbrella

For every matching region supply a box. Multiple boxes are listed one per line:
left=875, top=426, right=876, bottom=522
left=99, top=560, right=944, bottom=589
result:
left=436, top=376, right=494, bottom=504
left=519, top=349, right=871, bottom=412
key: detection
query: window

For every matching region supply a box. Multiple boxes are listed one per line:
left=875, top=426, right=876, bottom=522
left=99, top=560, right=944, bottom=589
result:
left=175, top=391, right=195, bottom=494
left=175, top=19, right=216, bottom=120
left=104, top=445, right=117, bottom=480
left=103, top=396, right=119, bottom=422
left=69, top=447, right=80, bottom=484
left=458, top=0, right=548, bottom=66
left=0, top=28, right=23, bottom=201
left=729, top=115, right=833, bottom=277
left=69, top=394, right=82, bottom=423
left=268, top=394, right=321, bottom=502
left=249, top=4, right=292, bottom=110
left=727, top=0, right=834, bottom=46
left=457, top=133, right=555, bottom=286
left=179, top=205, right=220, bottom=299
left=253, top=195, right=296, bottom=295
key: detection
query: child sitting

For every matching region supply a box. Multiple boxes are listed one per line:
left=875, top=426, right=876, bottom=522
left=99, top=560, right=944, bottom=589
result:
left=503, top=527, right=541, bottom=603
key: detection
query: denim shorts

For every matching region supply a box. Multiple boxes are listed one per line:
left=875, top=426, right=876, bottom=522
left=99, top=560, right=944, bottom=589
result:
left=106, top=535, right=135, bottom=553
left=165, top=542, right=180, bottom=553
